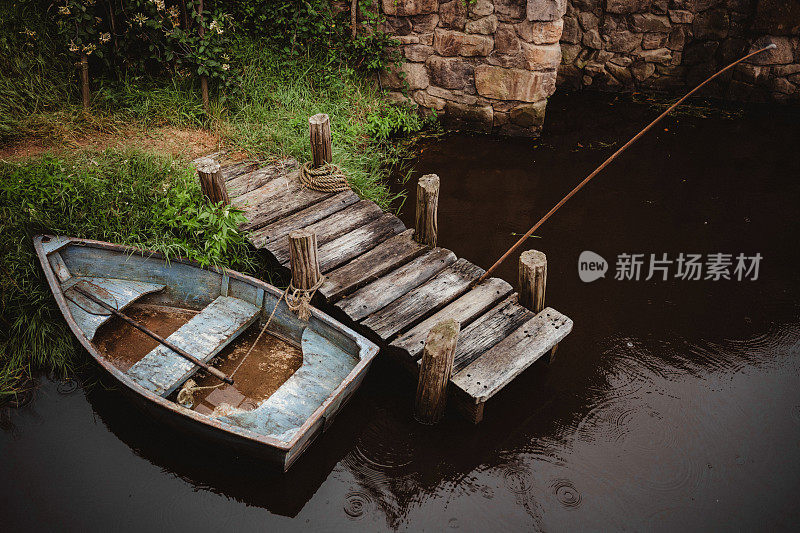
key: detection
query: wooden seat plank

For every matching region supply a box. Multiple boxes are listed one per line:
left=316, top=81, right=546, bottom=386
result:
left=228, top=160, right=298, bottom=198
left=249, top=191, right=359, bottom=250
left=390, top=277, right=513, bottom=360
left=450, top=295, right=534, bottom=373
left=315, top=214, right=406, bottom=272
left=269, top=200, right=384, bottom=264
left=320, top=230, right=428, bottom=302
left=452, top=307, right=573, bottom=402
left=126, top=296, right=260, bottom=397
left=361, top=259, right=484, bottom=341
left=335, top=248, right=456, bottom=322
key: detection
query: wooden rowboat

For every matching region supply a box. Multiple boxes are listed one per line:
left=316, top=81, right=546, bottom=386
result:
left=34, top=235, right=378, bottom=471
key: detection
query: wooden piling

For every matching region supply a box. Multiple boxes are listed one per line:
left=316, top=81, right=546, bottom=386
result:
left=288, top=230, right=321, bottom=290
left=80, top=54, right=90, bottom=110
left=309, top=114, right=332, bottom=168
left=196, top=158, right=229, bottom=205
left=414, top=174, right=440, bottom=247
left=519, top=250, right=546, bottom=313
left=414, top=318, right=460, bottom=424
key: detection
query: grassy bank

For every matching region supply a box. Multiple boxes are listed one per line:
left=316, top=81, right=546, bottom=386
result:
left=1, top=29, right=435, bottom=398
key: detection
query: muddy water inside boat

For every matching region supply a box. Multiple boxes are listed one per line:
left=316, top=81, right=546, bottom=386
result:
left=3, top=93, right=800, bottom=531
left=94, top=300, right=303, bottom=412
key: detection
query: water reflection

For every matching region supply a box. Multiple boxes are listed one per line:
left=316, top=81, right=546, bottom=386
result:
left=3, top=93, right=800, bottom=530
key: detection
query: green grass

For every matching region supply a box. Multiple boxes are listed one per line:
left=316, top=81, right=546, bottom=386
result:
left=0, top=151, right=262, bottom=399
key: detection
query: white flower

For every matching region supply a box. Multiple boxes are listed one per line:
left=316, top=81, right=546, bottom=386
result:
left=69, top=41, right=79, bottom=52
left=83, top=43, right=96, bottom=55
left=222, top=63, right=229, bottom=71
left=152, top=0, right=165, bottom=11
left=58, top=6, right=71, bottom=15
left=99, top=32, right=111, bottom=43
left=209, top=19, right=222, bottom=35
left=132, top=13, right=147, bottom=26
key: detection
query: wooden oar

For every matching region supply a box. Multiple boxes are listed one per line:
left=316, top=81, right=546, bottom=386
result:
left=72, top=285, right=234, bottom=385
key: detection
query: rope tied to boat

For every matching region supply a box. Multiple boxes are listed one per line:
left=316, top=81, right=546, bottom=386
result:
left=285, top=275, right=325, bottom=321
left=176, top=277, right=323, bottom=408
left=300, top=162, right=350, bottom=193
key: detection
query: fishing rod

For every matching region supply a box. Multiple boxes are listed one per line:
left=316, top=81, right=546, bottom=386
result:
left=475, top=43, right=777, bottom=286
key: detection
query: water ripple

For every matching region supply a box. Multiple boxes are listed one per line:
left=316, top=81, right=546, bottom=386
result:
left=549, top=479, right=582, bottom=508
left=343, top=489, right=375, bottom=519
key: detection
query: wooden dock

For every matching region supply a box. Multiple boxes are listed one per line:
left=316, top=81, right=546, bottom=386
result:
left=207, top=154, right=573, bottom=423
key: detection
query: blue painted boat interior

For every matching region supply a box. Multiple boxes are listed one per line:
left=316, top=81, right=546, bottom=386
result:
left=46, top=239, right=366, bottom=445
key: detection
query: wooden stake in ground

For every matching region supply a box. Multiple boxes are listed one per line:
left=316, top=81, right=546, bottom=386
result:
left=351, top=0, right=359, bottom=39
left=309, top=114, right=332, bottom=168
left=197, top=0, right=209, bottom=112
left=519, top=250, right=546, bottom=313
left=288, top=230, right=321, bottom=290
left=80, top=53, right=90, bottom=110
left=414, top=318, right=460, bottom=424
left=196, top=158, right=229, bottom=205
left=414, top=174, right=440, bottom=247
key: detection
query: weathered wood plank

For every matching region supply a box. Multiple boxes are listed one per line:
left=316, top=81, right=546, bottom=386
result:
left=315, top=214, right=406, bottom=272
left=228, top=159, right=299, bottom=198
left=390, top=277, right=513, bottom=360
left=221, top=161, right=259, bottom=182
left=249, top=190, right=359, bottom=250
left=320, top=229, right=428, bottom=302
left=235, top=172, right=333, bottom=231
left=361, top=258, right=484, bottom=341
left=335, top=247, right=456, bottom=322
left=450, top=295, right=534, bottom=374
left=452, top=307, right=573, bottom=402
left=270, top=200, right=383, bottom=264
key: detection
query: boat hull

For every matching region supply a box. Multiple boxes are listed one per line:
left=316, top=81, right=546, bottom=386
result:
left=34, top=235, right=378, bottom=471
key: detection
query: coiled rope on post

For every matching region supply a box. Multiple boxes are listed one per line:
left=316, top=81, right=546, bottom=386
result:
left=300, top=162, right=350, bottom=193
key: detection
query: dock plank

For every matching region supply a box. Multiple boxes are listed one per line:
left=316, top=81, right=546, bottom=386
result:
left=316, top=214, right=406, bottom=272
left=236, top=174, right=333, bottom=231
left=336, top=248, right=456, bottom=322
left=452, top=308, right=573, bottom=402
left=390, top=277, right=513, bottom=360
left=270, top=200, right=383, bottom=264
left=228, top=160, right=298, bottom=198
left=249, top=190, right=359, bottom=250
left=450, top=295, right=534, bottom=373
left=361, top=259, right=484, bottom=341
left=222, top=161, right=259, bottom=182
left=320, top=230, right=428, bottom=302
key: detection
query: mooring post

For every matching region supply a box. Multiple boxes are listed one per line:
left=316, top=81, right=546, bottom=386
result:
left=288, top=229, right=321, bottom=290
left=519, top=250, right=557, bottom=361
left=309, top=114, right=332, bottom=168
left=414, top=318, right=460, bottom=424
left=196, top=158, right=229, bottom=206
left=414, top=174, right=440, bottom=247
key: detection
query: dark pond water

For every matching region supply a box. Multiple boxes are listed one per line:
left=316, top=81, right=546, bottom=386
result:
left=3, top=93, right=800, bottom=531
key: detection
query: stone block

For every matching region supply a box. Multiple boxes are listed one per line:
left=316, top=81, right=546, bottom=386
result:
left=494, top=0, right=526, bottom=22
left=667, top=27, right=686, bottom=50
left=669, top=10, right=694, bottom=24
left=405, top=44, right=435, bottom=62
left=427, top=55, right=475, bottom=89
left=474, top=65, right=557, bottom=101
left=444, top=101, right=494, bottom=132
left=471, top=0, right=494, bottom=18
left=516, top=19, right=563, bottom=44
left=385, top=61, right=431, bottom=90
left=382, top=0, right=438, bottom=16
left=561, top=16, right=580, bottom=44
left=582, top=29, right=602, bottom=49
left=385, top=91, right=413, bottom=105
left=629, top=14, right=671, bottom=33
left=397, top=35, right=421, bottom=45
left=643, top=33, right=668, bottom=50
left=693, top=9, right=729, bottom=40
left=412, top=14, right=440, bottom=32
left=748, top=36, right=795, bottom=65
left=466, top=15, right=499, bottom=35
left=526, top=0, right=567, bottom=22
left=606, top=0, right=649, bottom=14
left=578, top=12, right=598, bottom=31
left=630, top=61, right=655, bottom=81
left=434, top=28, right=494, bottom=56
left=561, top=43, right=581, bottom=63
left=606, top=62, right=634, bottom=85
left=509, top=100, right=547, bottom=127
left=495, top=23, right=522, bottom=54
left=520, top=42, right=562, bottom=69
left=635, top=48, right=673, bottom=64
left=413, top=89, right=447, bottom=110
left=440, top=0, right=467, bottom=30
left=607, top=31, right=642, bottom=53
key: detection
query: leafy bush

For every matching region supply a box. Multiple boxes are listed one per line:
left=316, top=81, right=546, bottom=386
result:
left=0, top=151, right=257, bottom=397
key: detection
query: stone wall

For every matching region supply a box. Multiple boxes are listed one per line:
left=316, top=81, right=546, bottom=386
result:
left=558, top=0, right=800, bottom=103
left=380, top=1, right=567, bottom=136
